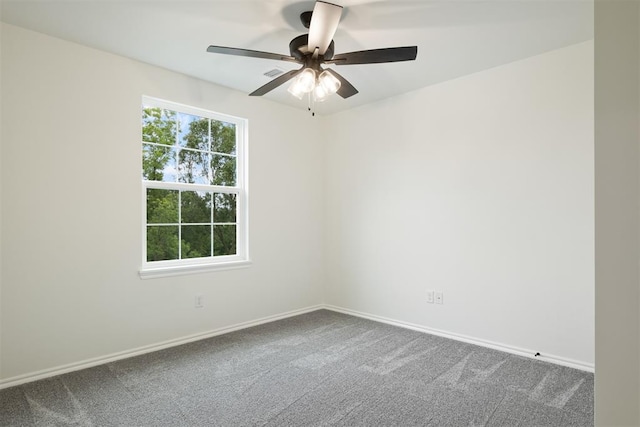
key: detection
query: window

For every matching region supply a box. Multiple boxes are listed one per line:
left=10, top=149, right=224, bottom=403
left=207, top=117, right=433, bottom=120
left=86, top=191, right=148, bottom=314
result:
left=140, top=97, right=249, bottom=278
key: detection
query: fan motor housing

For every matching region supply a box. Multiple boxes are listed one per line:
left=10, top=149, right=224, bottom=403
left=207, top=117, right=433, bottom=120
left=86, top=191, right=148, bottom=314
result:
left=289, top=34, right=334, bottom=60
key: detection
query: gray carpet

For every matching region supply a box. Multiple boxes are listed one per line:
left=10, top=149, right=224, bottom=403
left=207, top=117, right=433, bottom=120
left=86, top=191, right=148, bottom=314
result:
left=0, top=309, right=593, bottom=426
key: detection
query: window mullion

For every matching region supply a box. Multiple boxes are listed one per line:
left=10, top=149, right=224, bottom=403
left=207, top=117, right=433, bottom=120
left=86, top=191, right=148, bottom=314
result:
left=143, top=180, right=239, bottom=193
left=209, top=120, right=214, bottom=258
left=178, top=190, right=182, bottom=260
left=214, top=193, right=216, bottom=257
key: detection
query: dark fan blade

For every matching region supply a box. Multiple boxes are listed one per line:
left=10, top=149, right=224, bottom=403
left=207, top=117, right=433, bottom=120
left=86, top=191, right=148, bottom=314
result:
left=207, top=46, right=298, bottom=63
left=324, top=68, right=358, bottom=99
left=329, top=46, right=417, bottom=65
left=249, top=69, right=303, bottom=96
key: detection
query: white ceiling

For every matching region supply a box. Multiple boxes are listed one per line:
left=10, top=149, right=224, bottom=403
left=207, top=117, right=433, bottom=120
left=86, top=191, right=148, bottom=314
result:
left=0, top=0, right=593, bottom=115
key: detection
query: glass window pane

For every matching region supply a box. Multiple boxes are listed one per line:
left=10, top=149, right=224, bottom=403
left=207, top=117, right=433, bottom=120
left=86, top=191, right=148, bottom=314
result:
left=214, top=225, right=236, bottom=256
left=214, top=193, right=236, bottom=223
left=143, top=144, right=176, bottom=182
left=142, top=100, right=246, bottom=266
left=181, top=225, right=212, bottom=259
left=178, top=148, right=209, bottom=184
left=211, top=120, right=236, bottom=155
left=181, top=191, right=211, bottom=224
left=142, top=107, right=176, bottom=145
left=178, top=113, right=209, bottom=150
left=211, top=155, right=236, bottom=186
left=147, top=189, right=179, bottom=224
left=147, top=226, right=179, bottom=261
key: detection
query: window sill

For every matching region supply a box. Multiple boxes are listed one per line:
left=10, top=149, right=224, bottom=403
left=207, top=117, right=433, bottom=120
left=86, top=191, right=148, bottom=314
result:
left=139, top=260, right=252, bottom=279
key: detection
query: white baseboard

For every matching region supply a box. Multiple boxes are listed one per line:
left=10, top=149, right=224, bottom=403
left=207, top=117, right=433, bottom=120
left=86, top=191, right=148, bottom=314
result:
left=0, top=302, right=593, bottom=389
left=324, top=304, right=594, bottom=373
left=0, top=304, right=323, bottom=390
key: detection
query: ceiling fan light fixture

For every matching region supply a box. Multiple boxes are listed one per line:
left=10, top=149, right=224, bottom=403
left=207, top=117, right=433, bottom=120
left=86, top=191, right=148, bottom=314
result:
left=287, top=80, right=306, bottom=99
left=313, top=83, right=330, bottom=102
left=207, top=0, right=418, bottom=103
left=298, top=68, right=317, bottom=92
left=287, top=68, right=317, bottom=99
left=318, top=70, right=341, bottom=94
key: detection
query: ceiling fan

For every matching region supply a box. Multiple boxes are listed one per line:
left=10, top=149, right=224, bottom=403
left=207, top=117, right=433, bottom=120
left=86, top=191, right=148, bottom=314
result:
left=206, top=1, right=418, bottom=102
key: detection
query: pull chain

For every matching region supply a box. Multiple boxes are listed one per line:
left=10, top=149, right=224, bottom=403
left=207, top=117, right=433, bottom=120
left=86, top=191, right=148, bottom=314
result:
left=307, top=92, right=315, bottom=117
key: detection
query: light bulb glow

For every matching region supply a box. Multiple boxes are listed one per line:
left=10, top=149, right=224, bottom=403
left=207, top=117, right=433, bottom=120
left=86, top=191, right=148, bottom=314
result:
left=288, top=68, right=341, bottom=103
left=313, top=83, right=330, bottom=102
left=297, top=68, right=317, bottom=93
left=287, top=80, right=305, bottom=99
left=318, top=70, right=341, bottom=94
left=288, top=68, right=316, bottom=99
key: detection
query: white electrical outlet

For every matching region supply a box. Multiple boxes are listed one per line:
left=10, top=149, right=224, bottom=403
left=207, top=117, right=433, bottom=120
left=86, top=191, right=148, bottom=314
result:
left=435, top=292, right=443, bottom=304
left=426, top=290, right=434, bottom=304
left=194, top=295, right=204, bottom=308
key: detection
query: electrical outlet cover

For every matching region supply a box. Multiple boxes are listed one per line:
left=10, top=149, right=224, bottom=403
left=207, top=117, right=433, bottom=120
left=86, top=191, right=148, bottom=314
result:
left=435, top=292, right=443, bottom=304
left=195, top=295, right=204, bottom=308
left=426, top=290, right=434, bottom=303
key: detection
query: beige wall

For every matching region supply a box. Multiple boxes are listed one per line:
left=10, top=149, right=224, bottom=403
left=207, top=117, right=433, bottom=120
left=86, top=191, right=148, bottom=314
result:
left=324, top=42, right=595, bottom=368
left=594, top=0, right=640, bottom=425
left=0, top=23, right=325, bottom=380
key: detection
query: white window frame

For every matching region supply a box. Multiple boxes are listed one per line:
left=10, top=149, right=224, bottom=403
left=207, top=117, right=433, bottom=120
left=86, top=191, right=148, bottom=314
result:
left=139, top=96, right=250, bottom=279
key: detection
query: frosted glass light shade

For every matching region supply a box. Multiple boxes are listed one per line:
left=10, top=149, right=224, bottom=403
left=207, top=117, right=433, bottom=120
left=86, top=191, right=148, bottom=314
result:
left=288, top=68, right=341, bottom=102
left=297, top=68, right=317, bottom=92
left=288, top=68, right=317, bottom=99
left=313, top=83, right=330, bottom=102
left=318, top=70, right=341, bottom=94
left=287, top=80, right=305, bottom=99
